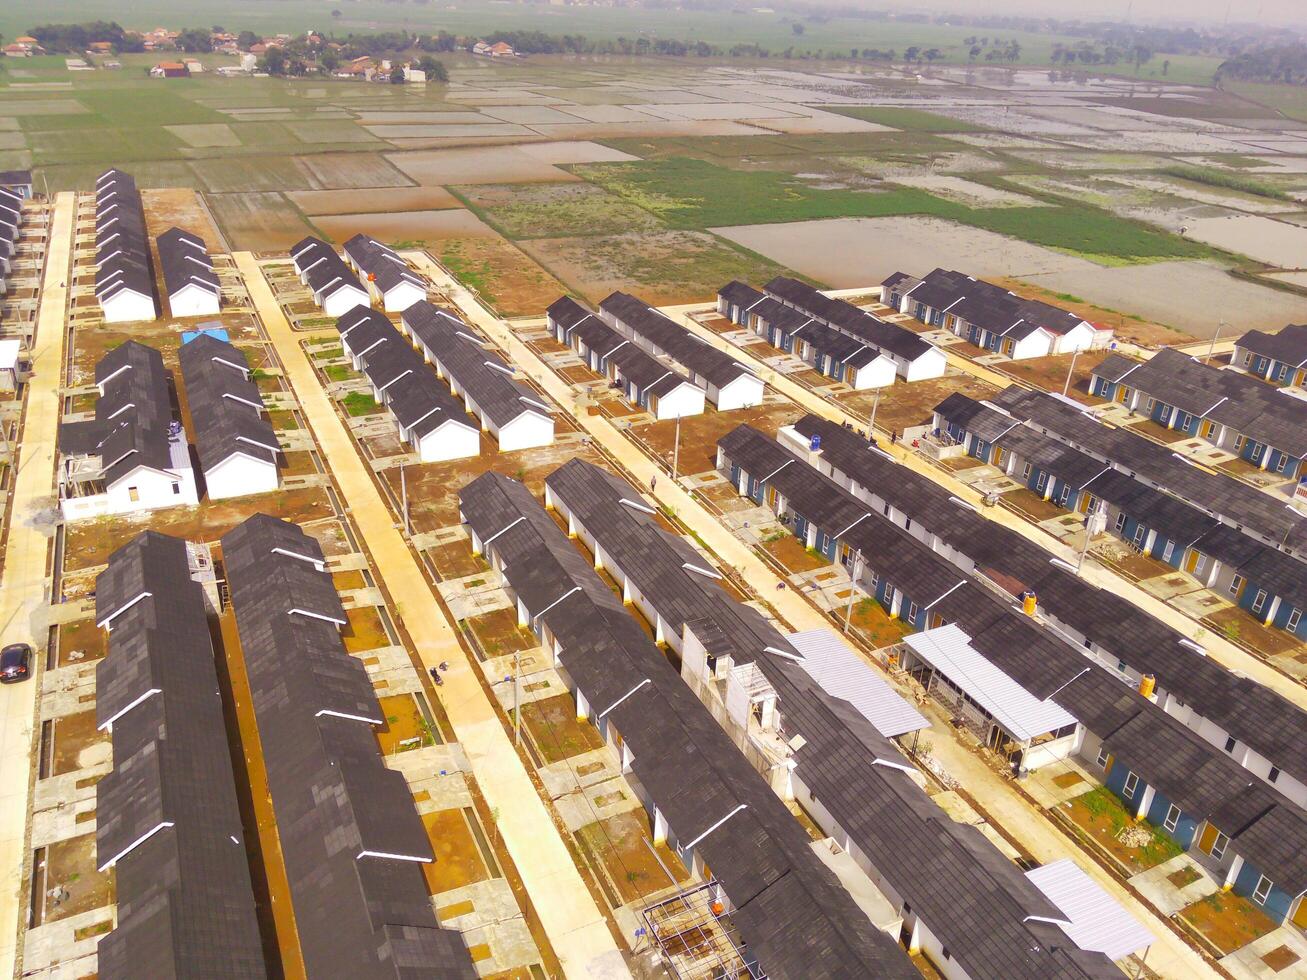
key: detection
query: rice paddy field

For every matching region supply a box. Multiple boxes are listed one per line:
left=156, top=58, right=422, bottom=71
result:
left=8, top=45, right=1307, bottom=328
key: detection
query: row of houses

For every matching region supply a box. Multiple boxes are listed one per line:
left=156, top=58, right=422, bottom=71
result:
left=342, top=233, right=427, bottom=312
left=715, top=423, right=1307, bottom=928
left=717, top=281, right=896, bottom=390
left=93, top=532, right=267, bottom=977
left=221, top=515, right=477, bottom=978
left=1234, top=323, right=1307, bottom=388
left=599, top=290, right=766, bottom=410
left=882, top=268, right=1113, bottom=360
left=789, top=413, right=1307, bottom=807
left=457, top=470, right=923, bottom=980
left=57, top=341, right=197, bottom=519
left=94, top=169, right=157, bottom=323
left=157, top=226, right=221, bottom=317
left=400, top=301, right=555, bottom=450
left=337, top=307, right=480, bottom=462
left=1091, top=348, right=1307, bottom=479
left=290, top=236, right=369, bottom=316
left=177, top=333, right=280, bottom=499
left=545, top=458, right=1147, bottom=979
left=0, top=185, right=24, bottom=294
left=765, top=276, right=947, bottom=381
left=546, top=296, right=706, bottom=420
left=933, top=390, right=1307, bottom=637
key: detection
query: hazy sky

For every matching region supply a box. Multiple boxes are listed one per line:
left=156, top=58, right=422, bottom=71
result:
left=910, top=0, right=1307, bottom=29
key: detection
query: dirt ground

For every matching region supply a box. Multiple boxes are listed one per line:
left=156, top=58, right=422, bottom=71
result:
left=51, top=711, right=109, bottom=777
left=375, top=693, right=435, bottom=756
left=574, top=809, right=689, bottom=905
left=343, top=606, right=390, bottom=653
left=140, top=188, right=222, bottom=246
left=43, top=835, right=113, bottom=924
left=760, top=533, right=828, bottom=574
left=836, top=374, right=999, bottom=435
left=998, top=350, right=1111, bottom=403
left=466, top=608, right=538, bottom=661
left=988, top=276, right=1196, bottom=348
left=636, top=400, right=802, bottom=477
left=63, top=487, right=334, bottom=571
left=1178, top=891, right=1279, bottom=956
left=421, top=808, right=490, bottom=895
left=1061, top=787, right=1180, bottom=875
left=381, top=437, right=607, bottom=531
left=520, top=694, right=605, bottom=765
left=57, top=618, right=106, bottom=668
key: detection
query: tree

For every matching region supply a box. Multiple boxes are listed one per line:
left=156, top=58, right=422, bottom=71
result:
left=969, top=45, right=981, bottom=62
left=791, top=22, right=804, bottom=36
left=1162, top=59, right=1170, bottom=75
left=320, top=49, right=339, bottom=72
left=389, top=64, right=405, bottom=84
left=331, top=9, right=342, bottom=18
left=417, top=55, right=448, bottom=82
left=237, top=30, right=258, bottom=51
left=905, top=46, right=920, bottom=63
left=176, top=28, right=212, bottom=53
left=924, top=48, right=941, bottom=63
left=261, top=46, right=287, bottom=75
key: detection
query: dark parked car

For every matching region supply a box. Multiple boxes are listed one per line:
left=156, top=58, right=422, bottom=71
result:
left=0, top=643, right=32, bottom=683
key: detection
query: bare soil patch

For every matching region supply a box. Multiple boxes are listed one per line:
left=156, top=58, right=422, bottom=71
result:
left=208, top=192, right=318, bottom=253
left=289, top=186, right=459, bottom=216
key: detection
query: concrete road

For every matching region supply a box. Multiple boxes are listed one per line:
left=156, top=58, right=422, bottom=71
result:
left=408, top=254, right=1220, bottom=980
left=233, top=253, right=629, bottom=980
left=0, top=193, right=76, bottom=978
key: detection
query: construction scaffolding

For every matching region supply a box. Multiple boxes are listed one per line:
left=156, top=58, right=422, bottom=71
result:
left=641, top=881, right=766, bottom=980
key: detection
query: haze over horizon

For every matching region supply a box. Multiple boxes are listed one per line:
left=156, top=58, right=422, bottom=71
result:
left=883, top=0, right=1307, bottom=29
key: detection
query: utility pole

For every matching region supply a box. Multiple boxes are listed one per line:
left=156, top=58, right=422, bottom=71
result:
left=513, top=647, right=521, bottom=747
left=843, top=548, right=863, bottom=634
left=1076, top=503, right=1101, bottom=573
left=867, top=389, right=881, bottom=441
left=671, top=413, right=681, bottom=482
left=1206, top=321, right=1228, bottom=364
left=400, top=462, right=410, bottom=536
left=1061, top=347, right=1080, bottom=398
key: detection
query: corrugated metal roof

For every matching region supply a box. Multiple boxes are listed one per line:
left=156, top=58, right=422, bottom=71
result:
left=904, top=624, right=1076, bottom=742
left=1025, top=859, right=1154, bottom=960
left=788, top=629, right=928, bottom=738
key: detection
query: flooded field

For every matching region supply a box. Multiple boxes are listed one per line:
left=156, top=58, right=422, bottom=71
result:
left=713, top=215, right=1087, bottom=285
left=1180, top=213, right=1307, bottom=268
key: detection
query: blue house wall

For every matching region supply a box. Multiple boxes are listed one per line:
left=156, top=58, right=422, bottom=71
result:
left=1232, top=857, right=1295, bottom=924
left=1145, top=789, right=1199, bottom=850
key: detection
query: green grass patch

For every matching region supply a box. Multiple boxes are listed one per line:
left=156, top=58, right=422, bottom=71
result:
left=451, top=182, right=663, bottom=240
left=1160, top=164, right=1291, bottom=201
left=342, top=391, right=380, bottom=416
left=323, top=364, right=354, bottom=383
left=823, top=106, right=987, bottom=133
left=576, top=157, right=1212, bottom=264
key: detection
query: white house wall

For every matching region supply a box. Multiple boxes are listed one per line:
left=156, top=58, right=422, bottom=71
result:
left=852, top=357, right=896, bottom=390
left=169, top=283, right=220, bottom=318
left=903, top=348, right=947, bottom=382
left=714, top=374, right=765, bottom=411
left=653, top=384, right=706, bottom=420
left=415, top=422, right=479, bottom=463
left=205, top=452, right=278, bottom=500
left=1010, top=331, right=1052, bottom=360
left=322, top=289, right=369, bottom=318
left=497, top=412, right=554, bottom=452
left=101, top=290, right=157, bottom=324
left=382, top=282, right=426, bottom=313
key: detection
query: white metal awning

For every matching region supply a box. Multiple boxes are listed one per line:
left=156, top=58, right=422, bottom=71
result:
left=788, top=629, right=929, bottom=738
left=1025, top=859, right=1154, bottom=960
left=903, top=624, right=1076, bottom=743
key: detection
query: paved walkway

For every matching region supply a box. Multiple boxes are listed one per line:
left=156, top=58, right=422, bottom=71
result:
left=408, top=254, right=1220, bottom=980
left=655, top=300, right=1307, bottom=712
left=0, top=193, right=75, bottom=978
left=233, top=253, right=628, bottom=980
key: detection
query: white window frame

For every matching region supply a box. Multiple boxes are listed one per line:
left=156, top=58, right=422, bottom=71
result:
left=1228, top=574, right=1244, bottom=598
left=1251, top=589, right=1268, bottom=614
left=1096, top=746, right=1110, bottom=768
left=1036, top=472, right=1048, bottom=492
left=1233, top=434, right=1245, bottom=451
left=1210, top=831, right=1228, bottom=860
left=1164, top=804, right=1180, bottom=832
left=1022, top=461, right=1032, bottom=480
left=1287, top=608, right=1301, bottom=634
left=1132, top=524, right=1146, bottom=546
left=906, top=601, right=920, bottom=623
left=1115, top=512, right=1127, bottom=532
left=1162, top=541, right=1175, bottom=562
left=1122, top=771, right=1139, bottom=797
left=1253, top=875, right=1273, bottom=906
